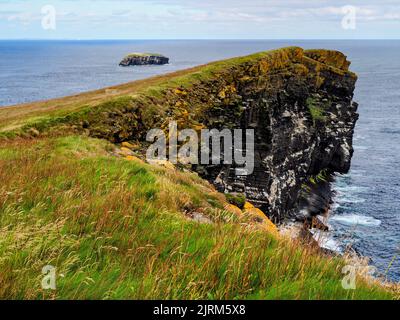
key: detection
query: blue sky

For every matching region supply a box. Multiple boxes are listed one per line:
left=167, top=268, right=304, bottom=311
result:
left=1, top=0, right=399, bottom=39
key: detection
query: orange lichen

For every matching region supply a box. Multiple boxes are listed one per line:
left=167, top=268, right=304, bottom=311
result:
left=244, top=207, right=279, bottom=235
left=218, top=84, right=237, bottom=99
left=304, top=49, right=351, bottom=71
left=224, top=204, right=243, bottom=216
left=125, top=155, right=144, bottom=163
left=174, top=88, right=188, bottom=96
left=243, top=202, right=255, bottom=211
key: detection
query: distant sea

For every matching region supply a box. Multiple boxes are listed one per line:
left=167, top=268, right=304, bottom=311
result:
left=1, top=39, right=399, bottom=281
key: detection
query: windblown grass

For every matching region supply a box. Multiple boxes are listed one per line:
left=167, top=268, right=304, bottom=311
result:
left=0, top=136, right=393, bottom=300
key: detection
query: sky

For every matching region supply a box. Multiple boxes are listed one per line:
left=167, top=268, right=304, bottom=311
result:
left=0, top=0, right=400, bottom=39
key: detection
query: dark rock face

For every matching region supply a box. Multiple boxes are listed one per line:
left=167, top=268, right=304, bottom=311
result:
left=119, top=54, right=169, bottom=66
left=192, top=49, right=359, bottom=222
left=81, top=47, right=358, bottom=223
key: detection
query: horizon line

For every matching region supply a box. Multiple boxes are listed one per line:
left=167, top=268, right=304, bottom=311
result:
left=1, top=38, right=400, bottom=41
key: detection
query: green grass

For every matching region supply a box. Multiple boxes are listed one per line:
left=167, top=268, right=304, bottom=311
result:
left=306, top=97, right=326, bottom=125
left=0, top=47, right=395, bottom=300
left=0, top=135, right=394, bottom=300
left=225, top=193, right=246, bottom=209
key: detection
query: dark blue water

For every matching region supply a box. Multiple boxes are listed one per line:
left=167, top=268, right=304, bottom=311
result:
left=1, top=40, right=399, bottom=281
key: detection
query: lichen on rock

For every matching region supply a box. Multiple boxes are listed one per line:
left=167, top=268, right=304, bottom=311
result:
left=25, top=47, right=358, bottom=224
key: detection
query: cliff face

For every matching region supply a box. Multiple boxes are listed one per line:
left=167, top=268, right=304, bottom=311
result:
left=195, top=48, right=359, bottom=221
left=46, top=47, right=358, bottom=222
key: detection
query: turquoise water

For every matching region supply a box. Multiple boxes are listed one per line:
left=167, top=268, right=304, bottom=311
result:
left=1, top=39, right=399, bottom=281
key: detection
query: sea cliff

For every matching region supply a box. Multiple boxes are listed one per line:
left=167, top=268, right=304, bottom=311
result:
left=1, top=48, right=393, bottom=300
left=31, top=47, right=358, bottom=223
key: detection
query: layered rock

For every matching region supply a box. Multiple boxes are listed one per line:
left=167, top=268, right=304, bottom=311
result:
left=200, top=49, right=359, bottom=222
left=119, top=53, right=169, bottom=66
left=76, top=47, right=358, bottom=222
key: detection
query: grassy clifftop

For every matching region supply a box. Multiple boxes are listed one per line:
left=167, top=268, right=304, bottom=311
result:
left=0, top=135, right=393, bottom=299
left=0, top=48, right=395, bottom=300
left=0, top=47, right=356, bottom=139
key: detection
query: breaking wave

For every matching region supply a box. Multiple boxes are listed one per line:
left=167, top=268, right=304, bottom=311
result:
left=330, top=214, right=382, bottom=227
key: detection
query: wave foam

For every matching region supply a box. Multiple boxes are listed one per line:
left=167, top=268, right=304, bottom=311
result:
left=330, top=214, right=381, bottom=227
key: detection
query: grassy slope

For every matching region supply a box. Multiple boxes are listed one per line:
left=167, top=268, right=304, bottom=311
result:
left=0, top=48, right=395, bottom=299
left=0, top=136, right=393, bottom=299
left=0, top=66, right=200, bottom=133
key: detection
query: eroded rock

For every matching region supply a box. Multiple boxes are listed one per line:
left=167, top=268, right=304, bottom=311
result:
left=81, top=47, right=358, bottom=223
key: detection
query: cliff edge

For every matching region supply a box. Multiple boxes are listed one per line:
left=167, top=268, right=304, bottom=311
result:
left=0, top=47, right=359, bottom=222
left=0, top=48, right=395, bottom=300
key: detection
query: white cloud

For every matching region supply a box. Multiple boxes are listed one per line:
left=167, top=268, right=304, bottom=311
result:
left=0, top=0, right=399, bottom=38
left=7, top=12, right=38, bottom=25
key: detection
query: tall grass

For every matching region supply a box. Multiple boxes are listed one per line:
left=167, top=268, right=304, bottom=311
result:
left=0, top=136, right=394, bottom=300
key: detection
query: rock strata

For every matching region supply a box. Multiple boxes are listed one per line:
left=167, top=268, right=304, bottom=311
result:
left=77, top=47, right=358, bottom=223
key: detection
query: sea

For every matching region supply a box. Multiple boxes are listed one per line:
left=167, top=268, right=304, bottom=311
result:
left=0, top=39, right=399, bottom=281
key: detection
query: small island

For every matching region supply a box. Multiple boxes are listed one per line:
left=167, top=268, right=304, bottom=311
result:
left=119, top=53, right=169, bottom=66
